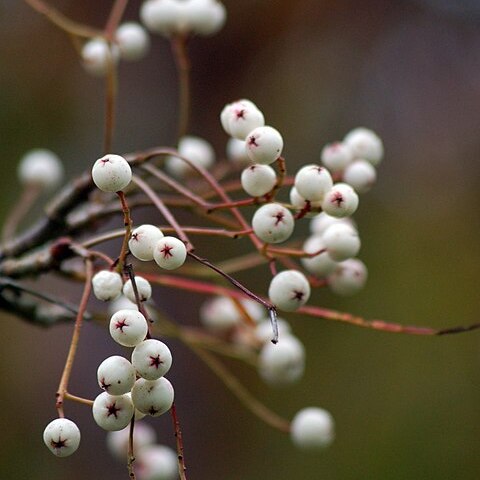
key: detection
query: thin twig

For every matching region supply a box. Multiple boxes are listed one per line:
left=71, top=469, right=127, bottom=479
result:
left=171, top=35, right=191, bottom=141
left=171, top=403, right=187, bottom=480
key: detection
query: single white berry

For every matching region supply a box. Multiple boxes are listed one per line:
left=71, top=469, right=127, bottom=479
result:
left=18, top=149, right=63, bottom=189
left=97, top=356, right=136, bottom=395
left=320, top=142, right=353, bottom=172
left=116, top=22, right=150, bottom=61
left=153, top=236, right=187, bottom=270
left=183, top=0, right=227, bottom=36
left=43, top=418, right=81, bottom=457
left=255, top=317, right=291, bottom=343
left=342, top=160, right=377, bottom=193
left=268, top=270, right=311, bottom=312
left=221, top=100, right=265, bottom=139
left=92, top=270, right=123, bottom=301
left=123, top=276, right=152, bottom=303
left=309, top=212, right=354, bottom=236
left=92, top=392, right=134, bottom=431
left=344, top=127, right=383, bottom=165
left=252, top=203, right=294, bottom=244
left=300, top=235, right=338, bottom=277
left=140, top=0, right=182, bottom=36
left=241, top=164, right=277, bottom=197
left=290, top=407, right=335, bottom=449
left=322, top=223, right=361, bottom=261
left=126, top=392, right=147, bottom=420
left=108, top=296, right=138, bottom=316
left=328, top=258, right=368, bottom=295
left=321, top=183, right=359, bottom=218
left=258, top=334, right=305, bottom=386
left=109, top=309, right=148, bottom=347
left=92, top=154, right=132, bottom=193
left=131, top=377, right=174, bottom=417
left=132, top=339, right=172, bottom=380
left=106, top=421, right=156, bottom=460
left=245, top=126, right=283, bottom=165
left=226, top=137, right=249, bottom=164
left=166, top=135, right=215, bottom=177
left=294, top=164, right=333, bottom=202
left=129, top=224, right=164, bottom=261
left=81, top=38, right=119, bottom=76
left=136, top=445, right=178, bottom=480
left=289, top=187, right=322, bottom=217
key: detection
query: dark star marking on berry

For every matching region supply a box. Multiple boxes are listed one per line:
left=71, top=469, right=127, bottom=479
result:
left=273, top=211, right=285, bottom=226
left=51, top=437, right=67, bottom=450
left=115, top=319, right=128, bottom=332
left=149, top=355, right=164, bottom=369
left=292, top=290, right=305, bottom=301
left=161, top=244, right=174, bottom=259
left=331, top=192, right=344, bottom=207
left=107, top=402, right=120, bottom=419
left=101, top=158, right=111, bottom=165
left=131, top=232, right=139, bottom=241
left=148, top=406, right=159, bottom=415
left=235, top=108, right=246, bottom=119
left=248, top=135, right=258, bottom=147
left=100, top=377, right=112, bottom=391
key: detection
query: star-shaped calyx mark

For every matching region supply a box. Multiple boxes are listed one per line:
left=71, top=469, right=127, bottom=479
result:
left=107, top=402, right=120, bottom=419
left=149, top=355, right=164, bottom=369
left=115, top=319, right=128, bottom=332
left=273, top=210, right=285, bottom=226
left=51, top=437, right=67, bottom=450
left=292, top=290, right=305, bottom=302
left=248, top=135, right=259, bottom=147
left=148, top=406, right=159, bottom=416
left=161, top=244, right=174, bottom=259
left=331, top=192, right=344, bottom=207
left=235, top=108, right=246, bottom=119
left=100, top=158, right=111, bottom=165
left=100, top=378, right=112, bottom=391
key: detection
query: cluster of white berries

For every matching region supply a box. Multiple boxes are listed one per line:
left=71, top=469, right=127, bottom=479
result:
left=82, top=22, right=150, bottom=76
left=141, top=0, right=226, bottom=37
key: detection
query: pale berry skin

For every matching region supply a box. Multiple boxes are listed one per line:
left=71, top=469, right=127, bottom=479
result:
left=183, top=0, right=227, bottom=36
left=92, top=270, right=123, bottom=301
left=241, top=164, right=277, bottom=197
left=109, top=309, right=148, bottom=347
left=97, top=356, right=136, bottom=395
left=255, top=317, right=291, bottom=344
left=131, top=377, right=174, bottom=417
left=343, top=127, right=384, bottom=166
left=92, top=154, right=132, bottom=193
left=343, top=160, right=377, bottom=194
left=322, top=223, right=361, bottom=261
left=18, top=149, right=63, bottom=189
left=106, top=421, right=156, bottom=460
left=321, top=183, right=359, bottom=218
left=123, top=276, right=152, bottom=303
left=320, top=142, right=353, bottom=173
left=289, top=186, right=322, bottom=217
left=153, top=236, right=187, bottom=270
left=294, top=164, right=333, bottom=202
left=222, top=100, right=265, bottom=139
left=226, top=137, right=250, bottom=164
left=251, top=203, right=295, bottom=244
left=132, top=339, right=173, bottom=380
left=301, top=235, right=338, bottom=277
left=116, top=22, right=150, bottom=61
left=136, top=445, right=178, bottom=480
left=129, top=224, right=164, bottom=261
left=328, top=258, right=368, bottom=296
left=92, top=392, right=134, bottom=431
left=43, top=418, right=81, bottom=458
left=166, top=135, right=215, bottom=177
left=309, top=212, right=355, bottom=236
left=290, top=407, right=335, bottom=449
left=140, top=0, right=182, bottom=36
left=258, top=334, right=305, bottom=386
left=81, top=38, right=119, bottom=76
left=245, top=126, right=283, bottom=165
left=268, top=270, right=311, bottom=312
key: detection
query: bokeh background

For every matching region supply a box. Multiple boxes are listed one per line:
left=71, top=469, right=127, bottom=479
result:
left=0, top=0, right=479, bottom=479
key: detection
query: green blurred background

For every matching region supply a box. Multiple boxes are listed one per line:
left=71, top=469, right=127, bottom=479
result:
left=0, top=0, right=479, bottom=478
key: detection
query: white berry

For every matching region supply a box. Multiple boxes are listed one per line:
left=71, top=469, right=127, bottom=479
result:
left=290, top=407, right=335, bottom=449
left=116, top=22, right=150, bottom=61
left=97, top=355, right=136, bottom=395
left=92, top=270, right=123, bottom=301
left=344, top=127, right=384, bottom=165
left=183, top=0, right=227, bottom=36
left=123, top=276, right=152, bottom=303
left=132, top=339, right=172, bottom=380
left=81, top=38, right=119, bottom=76
left=301, top=235, right=338, bottom=277
left=320, top=142, right=353, bottom=172
left=166, top=135, right=215, bottom=177
left=310, top=212, right=354, bottom=236
left=109, top=309, right=148, bottom=347
left=131, top=377, right=174, bottom=417
left=43, top=418, right=81, bottom=457
left=258, top=334, right=305, bottom=386
left=92, top=392, right=134, bottom=431
left=322, top=223, right=361, bottom=261
left=241, top=164, right=277, bottom=197
left=129, top=224, right=164, bottom=261
left=294, top=164, right=333, bottom=202
left=255, top=317, right=291, bottom=344
left=92, top=154, right=132, bottom=193
left=18, top=149, right=63, bottom=189
left=221, top=100, right=265, bottom=139
left=343, top=160, right=377, bottom=193
left=289, top=186, right=322, bottom=217
left=226, top=137, right=249, bottom=164
left=252, top=203, right=294, bottom=244
left=140, top=0, right=181, bottom=36
left=268, top=270, right=311, bottom=312
left=245, top=126, right=283, bottom=165
left=321, top=183, right=359, bottom=218
left=153, top=236, right=187, bottom=270
left=106, top=421, right=156, bottom=460
left=328, top=258, right=368, bottom=295
left=136, top=445, right=178, bottom=480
